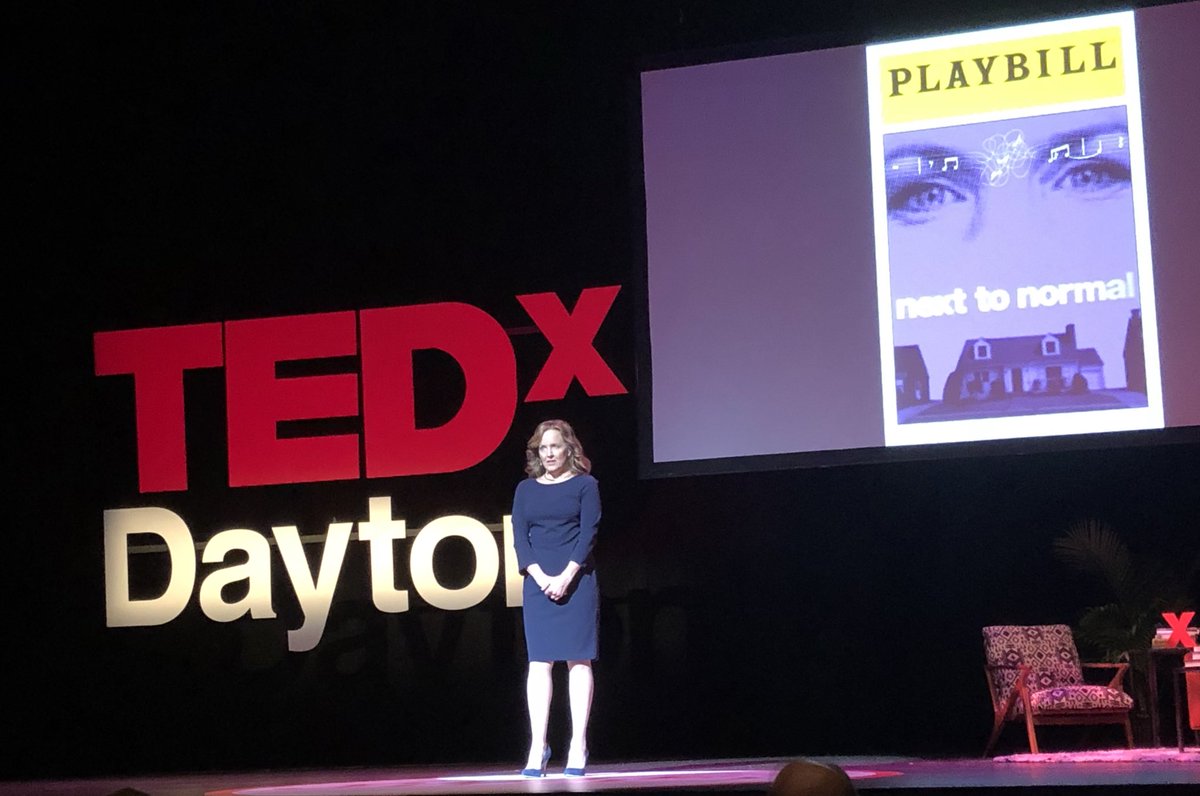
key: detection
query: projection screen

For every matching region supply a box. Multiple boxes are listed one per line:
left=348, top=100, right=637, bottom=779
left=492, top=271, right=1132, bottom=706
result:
left=636, top=2, right=1200, bottom=476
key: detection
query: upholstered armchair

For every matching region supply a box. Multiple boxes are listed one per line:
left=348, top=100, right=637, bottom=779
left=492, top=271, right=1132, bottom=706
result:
left=982, top=624, right=1134, bottom=755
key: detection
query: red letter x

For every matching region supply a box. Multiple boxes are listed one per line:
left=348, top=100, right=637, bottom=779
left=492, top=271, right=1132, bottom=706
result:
left=517, top=286, right=626, bottom=402
left=1162, top=611, right=1196, bottom=648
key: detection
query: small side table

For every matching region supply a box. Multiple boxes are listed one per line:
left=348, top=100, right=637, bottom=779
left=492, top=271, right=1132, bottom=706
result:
left=1147, top=647, right=1187, bottom=747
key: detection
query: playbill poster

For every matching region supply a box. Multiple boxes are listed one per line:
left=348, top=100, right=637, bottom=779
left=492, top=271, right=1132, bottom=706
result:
left=867, top=11, right=1164, bottom=447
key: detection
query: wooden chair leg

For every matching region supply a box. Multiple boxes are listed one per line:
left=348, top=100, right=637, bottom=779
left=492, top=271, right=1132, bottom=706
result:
left=984, top=714, right=1006, bottom=758
left=1122, top=716, right=1133, bottom=749
left=1024, top=710, right=1040, bottom=754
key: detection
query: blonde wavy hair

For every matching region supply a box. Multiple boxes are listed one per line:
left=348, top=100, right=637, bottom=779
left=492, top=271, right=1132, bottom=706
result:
left=525, top=419, right=591, bottom=477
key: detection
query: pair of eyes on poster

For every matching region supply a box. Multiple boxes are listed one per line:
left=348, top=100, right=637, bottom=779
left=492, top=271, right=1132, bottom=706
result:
left=884, top=106, right=1132, bottom=246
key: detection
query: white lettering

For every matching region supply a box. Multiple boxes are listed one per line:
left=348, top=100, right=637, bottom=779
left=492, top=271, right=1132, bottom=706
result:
left=104, top=507, right=196, bottom=627
left=198, top=528, right=275, bottom=623
left=410, top=515, right=499, bottom=610
left=1016, top=273, right=1134, bottom=309
left=273, top=522, right=353, bottom=652
left=895, top=288, right=968, bottom=320
left=102, top=500, right=521, bottom=651
left=356, top=496, right=409, bottom=613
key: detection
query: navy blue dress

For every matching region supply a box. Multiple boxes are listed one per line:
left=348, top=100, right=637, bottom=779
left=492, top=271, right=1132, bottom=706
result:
left=511, top=474, right=600, bottom=662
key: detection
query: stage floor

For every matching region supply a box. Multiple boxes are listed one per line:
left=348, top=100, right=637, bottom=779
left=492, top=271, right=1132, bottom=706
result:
left=3, top=752, right=1197, bottom=796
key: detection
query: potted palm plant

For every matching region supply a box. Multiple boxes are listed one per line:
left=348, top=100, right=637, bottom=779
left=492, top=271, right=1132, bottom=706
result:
left=1052, top=518, right=1199, bottom=742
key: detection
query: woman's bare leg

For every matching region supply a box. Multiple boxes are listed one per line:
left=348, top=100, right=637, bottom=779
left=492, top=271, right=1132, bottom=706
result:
left=526, top=661, right=554, bottom=770
left=566, top=660, right=593, bottom=769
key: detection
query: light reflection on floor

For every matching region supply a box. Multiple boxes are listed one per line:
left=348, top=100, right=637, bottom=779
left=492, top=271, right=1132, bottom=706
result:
left=228, top=763, right=903, bottom=795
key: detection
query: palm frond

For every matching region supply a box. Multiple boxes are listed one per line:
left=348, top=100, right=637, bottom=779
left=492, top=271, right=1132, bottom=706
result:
left=1052, top=518, right=1133, bottom=598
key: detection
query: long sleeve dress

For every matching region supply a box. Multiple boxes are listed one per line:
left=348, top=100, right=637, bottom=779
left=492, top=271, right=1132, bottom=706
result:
left=510, top=473, right=601, bottom=662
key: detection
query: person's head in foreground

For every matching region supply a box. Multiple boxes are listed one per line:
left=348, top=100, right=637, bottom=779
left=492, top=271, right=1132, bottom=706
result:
left=768, top=760, right=857, bottom=796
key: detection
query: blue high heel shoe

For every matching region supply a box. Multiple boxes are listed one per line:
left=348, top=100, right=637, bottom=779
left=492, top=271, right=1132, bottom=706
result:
left=521, top=745, right=551, bottom=777
left=563, top=748, right=588, bottom=777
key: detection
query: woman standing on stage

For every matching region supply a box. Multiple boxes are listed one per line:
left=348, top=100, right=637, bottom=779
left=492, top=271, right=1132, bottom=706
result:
left=511, top=419, right=601, bottom=778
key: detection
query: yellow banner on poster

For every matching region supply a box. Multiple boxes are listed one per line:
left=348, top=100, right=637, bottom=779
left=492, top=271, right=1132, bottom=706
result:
left=880, top=26, right=1124, bottom=124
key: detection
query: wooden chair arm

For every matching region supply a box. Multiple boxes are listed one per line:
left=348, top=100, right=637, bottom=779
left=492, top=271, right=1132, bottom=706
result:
left=1082, top=661, right=1129, bottom=689
left=985, top=663, right=1033, bottom=719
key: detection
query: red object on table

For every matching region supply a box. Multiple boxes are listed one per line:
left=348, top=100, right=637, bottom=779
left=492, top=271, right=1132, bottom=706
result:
left=1187, top=671, right=1200, bottom=731
left=1162, top=611, right=1196, bottom=648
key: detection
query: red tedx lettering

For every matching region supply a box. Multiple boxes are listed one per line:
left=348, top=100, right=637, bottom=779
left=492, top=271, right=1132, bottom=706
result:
left=226, top=311, right=361, bottom=487
left=93, top=323, right=224, bottom=493
left=518, top=286, right=627, bottom=401
left=93, top=287, right=621, bottom=492
left=360, top=303, right=516, bottom=478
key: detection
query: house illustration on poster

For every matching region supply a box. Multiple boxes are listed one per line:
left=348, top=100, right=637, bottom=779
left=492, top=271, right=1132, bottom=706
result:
left=941, top=315, right=1145, bottom=403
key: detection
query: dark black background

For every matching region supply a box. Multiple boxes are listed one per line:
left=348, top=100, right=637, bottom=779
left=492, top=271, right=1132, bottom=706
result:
left=9, top=0, right=1199, bottom=781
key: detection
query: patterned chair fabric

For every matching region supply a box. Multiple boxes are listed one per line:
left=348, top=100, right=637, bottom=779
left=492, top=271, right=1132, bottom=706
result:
left=983, top=624, right=1081, bottom=713
left=1029, top=684, right=1133, bottom=712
